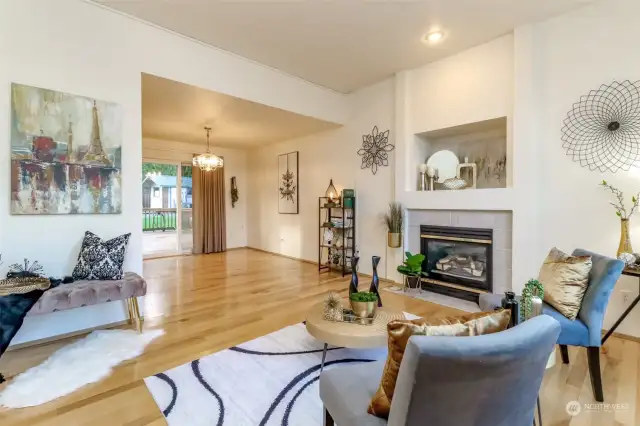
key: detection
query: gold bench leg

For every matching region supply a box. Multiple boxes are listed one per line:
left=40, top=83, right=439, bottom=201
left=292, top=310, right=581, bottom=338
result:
left=127, top=297, right=143, bottom=333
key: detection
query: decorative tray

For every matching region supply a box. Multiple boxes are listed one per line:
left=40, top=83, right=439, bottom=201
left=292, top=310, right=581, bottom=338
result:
left=326, top=309, right=376, bottom=326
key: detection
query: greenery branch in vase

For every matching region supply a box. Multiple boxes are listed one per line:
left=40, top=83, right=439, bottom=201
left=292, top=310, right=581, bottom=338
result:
left=384, top=202, right=403, bottom=248
left=600, top=180, right=640, bottom=257
left=397, top=251, right=428, bottom=291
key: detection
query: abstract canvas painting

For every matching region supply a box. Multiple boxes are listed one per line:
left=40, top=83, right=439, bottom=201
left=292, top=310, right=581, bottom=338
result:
left=10, top=83, right=122, bottom=214
left=278, top=151, right=298, bottom=214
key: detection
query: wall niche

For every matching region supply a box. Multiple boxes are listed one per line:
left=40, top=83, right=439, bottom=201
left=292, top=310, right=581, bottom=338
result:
left=415, top=117, right=508, bottom=190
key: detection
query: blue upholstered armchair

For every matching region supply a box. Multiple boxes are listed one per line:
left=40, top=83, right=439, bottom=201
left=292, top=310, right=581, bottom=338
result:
left=320, top=315, right=560, bottom=426
left=479, top=249, right=624, bottom=402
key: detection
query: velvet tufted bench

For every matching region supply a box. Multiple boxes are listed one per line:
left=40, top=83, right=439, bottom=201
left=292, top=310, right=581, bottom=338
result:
left=27, top=272, right=146, bottom=332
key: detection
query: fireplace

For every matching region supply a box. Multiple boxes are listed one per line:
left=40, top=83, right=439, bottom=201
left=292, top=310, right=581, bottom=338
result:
left=419, top=225, right=493, bottom=303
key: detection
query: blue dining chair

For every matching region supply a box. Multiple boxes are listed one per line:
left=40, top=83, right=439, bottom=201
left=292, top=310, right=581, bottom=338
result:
left=479, top=249, right=624, bottom=402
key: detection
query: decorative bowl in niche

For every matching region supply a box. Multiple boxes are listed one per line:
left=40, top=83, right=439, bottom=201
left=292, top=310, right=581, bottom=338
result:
left=442, top=177, right=468, bottom=190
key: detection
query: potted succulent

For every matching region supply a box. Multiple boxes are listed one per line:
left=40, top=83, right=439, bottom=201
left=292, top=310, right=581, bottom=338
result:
left=384, top=202, right=403, bottom=248
left=349, top=291, right=379, bottom=319
left=397, top=251, right=427, bottom=291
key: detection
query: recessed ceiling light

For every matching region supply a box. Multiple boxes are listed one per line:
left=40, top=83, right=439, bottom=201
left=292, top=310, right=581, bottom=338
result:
left=424, top=31, right=444, bottom=44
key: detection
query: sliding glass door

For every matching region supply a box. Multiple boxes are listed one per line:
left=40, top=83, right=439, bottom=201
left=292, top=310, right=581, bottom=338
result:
left=142, top=161, right=192, bottom=258
left=180, top=164, right=193, bottom=254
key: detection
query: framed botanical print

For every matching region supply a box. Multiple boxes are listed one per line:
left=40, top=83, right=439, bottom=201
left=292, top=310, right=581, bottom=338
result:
left=278, top=151, right=298, bottom=214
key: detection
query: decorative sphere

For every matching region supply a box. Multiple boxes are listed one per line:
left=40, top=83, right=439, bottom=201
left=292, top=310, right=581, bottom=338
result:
left=618, top=252, right=636, bottom=266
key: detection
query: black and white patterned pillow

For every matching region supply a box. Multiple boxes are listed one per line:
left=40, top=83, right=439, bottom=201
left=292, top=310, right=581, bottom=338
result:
left=72, top=231, right=131, bottom=281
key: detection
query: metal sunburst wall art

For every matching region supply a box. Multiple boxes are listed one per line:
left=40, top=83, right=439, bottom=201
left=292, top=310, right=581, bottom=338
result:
left=358, top=126, right=394, bottom=175
left=561, top=80, right=640, bottom=173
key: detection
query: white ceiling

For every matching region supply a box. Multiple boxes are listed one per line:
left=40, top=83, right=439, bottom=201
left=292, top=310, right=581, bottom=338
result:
left=99, top=0, right=592, bottom=93
left=142, top=74, right=340, bottom=148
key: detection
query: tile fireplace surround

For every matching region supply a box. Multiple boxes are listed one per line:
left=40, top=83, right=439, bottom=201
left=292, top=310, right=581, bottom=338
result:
left=407, top=210, right=513, bottom=296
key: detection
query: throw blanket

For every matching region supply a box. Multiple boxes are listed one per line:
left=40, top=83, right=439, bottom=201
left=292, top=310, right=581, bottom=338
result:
left=0, top=290, right=46, bottom=357
left=0, top=277, right=67, bottom=382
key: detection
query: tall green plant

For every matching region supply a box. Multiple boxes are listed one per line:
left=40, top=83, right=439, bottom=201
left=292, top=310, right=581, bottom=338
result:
left=384, top=202, right=403, bottom=233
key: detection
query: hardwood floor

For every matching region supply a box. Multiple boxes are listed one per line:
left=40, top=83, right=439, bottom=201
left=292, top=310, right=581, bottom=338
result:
left=0, top=248, right=638, bottom=425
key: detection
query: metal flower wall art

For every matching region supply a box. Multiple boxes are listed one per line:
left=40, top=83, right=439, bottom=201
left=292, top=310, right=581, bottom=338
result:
left=358, top=126, right=394, bottom=175
left=561, top=80, right=640, bottom=173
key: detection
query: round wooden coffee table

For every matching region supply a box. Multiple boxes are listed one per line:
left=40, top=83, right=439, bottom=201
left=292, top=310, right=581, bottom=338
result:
left=305, top=303, right=405, bottom=371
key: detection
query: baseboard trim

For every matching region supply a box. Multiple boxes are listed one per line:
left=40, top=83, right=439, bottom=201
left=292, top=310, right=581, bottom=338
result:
left=144, top=246, right=248, bottom=261
left=7, top=320, right=131, bottom=352
left=602, top=329, right=640, bottom=344
left=246, top=247, right=318, bottom=265
left=246, top=246, right=396, bottom=283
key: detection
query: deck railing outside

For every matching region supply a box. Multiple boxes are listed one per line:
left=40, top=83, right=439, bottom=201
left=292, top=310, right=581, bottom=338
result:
left=143, top=208, right=193, bottom=232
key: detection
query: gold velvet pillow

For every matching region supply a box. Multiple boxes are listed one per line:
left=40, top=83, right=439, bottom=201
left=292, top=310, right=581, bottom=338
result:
left=367, top=309, right=511, bottom=419
left=539, top=247, right=592, bottom=320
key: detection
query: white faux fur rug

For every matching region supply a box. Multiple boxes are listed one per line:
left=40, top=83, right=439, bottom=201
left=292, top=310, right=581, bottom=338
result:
left=0, top=328, right=164, bottom=408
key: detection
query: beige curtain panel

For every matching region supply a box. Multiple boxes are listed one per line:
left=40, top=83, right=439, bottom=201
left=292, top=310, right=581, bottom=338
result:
left=192, top=165, right=226, bottom=254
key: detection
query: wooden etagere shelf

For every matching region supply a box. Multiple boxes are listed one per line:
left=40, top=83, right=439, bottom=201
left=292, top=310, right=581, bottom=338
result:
left=318, top=196, right=355, bottom=276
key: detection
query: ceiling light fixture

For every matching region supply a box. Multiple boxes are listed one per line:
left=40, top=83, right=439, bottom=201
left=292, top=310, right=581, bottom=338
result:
left=193, top=126, right=223, bottom=171
left=424, top=31, right=444, bottom=44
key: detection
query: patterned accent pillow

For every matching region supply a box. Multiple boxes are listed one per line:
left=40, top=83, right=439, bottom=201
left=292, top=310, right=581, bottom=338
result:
left=540, top=247, right=592, bottom=320
left=72, top=231, right=131, bottom=281
left=368, top=309, right=511, bottom=419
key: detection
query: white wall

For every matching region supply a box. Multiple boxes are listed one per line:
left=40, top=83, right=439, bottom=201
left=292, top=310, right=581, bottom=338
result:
left=408, top=35, right=514, bottom=135
left=526, top=0, right=640, bottom=336
left=0, top=0, right=347, bottom=344
left=143, top=138, right=248, bottom=249
left=248, top=79, right=396, bottom=278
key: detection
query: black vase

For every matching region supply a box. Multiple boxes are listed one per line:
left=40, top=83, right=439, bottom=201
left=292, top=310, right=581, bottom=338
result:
left=369, top=256, right=382, bottom=307
left=501, top=291, right=520, bottom=328
left=349, top=256, right=360, bottom=296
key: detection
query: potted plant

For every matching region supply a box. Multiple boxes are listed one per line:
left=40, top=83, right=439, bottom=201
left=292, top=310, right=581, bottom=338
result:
left=384, top=202, right=403, bottom=248
left=397, top=251, right=427, bottom=291
left=349, top=291, right=378, bottom=319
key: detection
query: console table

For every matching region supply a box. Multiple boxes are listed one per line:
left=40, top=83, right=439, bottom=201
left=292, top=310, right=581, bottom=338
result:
left=601, top=267, right=640, bottom=344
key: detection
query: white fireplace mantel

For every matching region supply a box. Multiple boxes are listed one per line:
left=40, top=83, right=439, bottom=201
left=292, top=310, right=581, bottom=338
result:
left=399, top=188, right=514, bottom=211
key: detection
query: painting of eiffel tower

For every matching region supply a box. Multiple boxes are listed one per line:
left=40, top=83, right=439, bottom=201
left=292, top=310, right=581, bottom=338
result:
left=81, top=101, right=112, bottom=166
left=10, top=83, right=122, bottom=215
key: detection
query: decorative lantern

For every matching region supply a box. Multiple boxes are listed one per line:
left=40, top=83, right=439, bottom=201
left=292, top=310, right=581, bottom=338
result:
left=193, top=126, right=223, bottom=171
left=325, top=179, right=338, bottom=205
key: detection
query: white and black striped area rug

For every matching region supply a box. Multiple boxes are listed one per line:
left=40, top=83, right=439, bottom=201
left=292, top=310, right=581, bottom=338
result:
left=145, top=317, right=414, bottom=426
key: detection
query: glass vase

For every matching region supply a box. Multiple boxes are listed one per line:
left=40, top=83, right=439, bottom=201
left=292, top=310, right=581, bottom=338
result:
left=617, top=218, right=633, bottom=257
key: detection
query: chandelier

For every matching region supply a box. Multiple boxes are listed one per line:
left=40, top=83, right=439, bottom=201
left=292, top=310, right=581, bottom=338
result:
left=193, top=126, right=223, bottom=171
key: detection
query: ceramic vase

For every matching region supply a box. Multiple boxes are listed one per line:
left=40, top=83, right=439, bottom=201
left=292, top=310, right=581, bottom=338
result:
left=369, top=256, right=382, bottom=307
left=501, top=291, right=520, bottom=328
left=530, top=295, right=543, bottom=318
left=349, top=256, right=359, bottom=296
left=618, top=218, right=633, bottom=257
